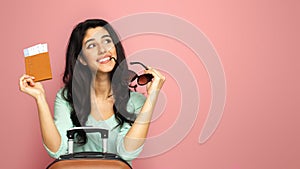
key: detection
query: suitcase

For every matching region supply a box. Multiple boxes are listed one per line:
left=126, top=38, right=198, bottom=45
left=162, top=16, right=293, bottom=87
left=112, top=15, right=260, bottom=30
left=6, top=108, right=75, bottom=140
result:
left=46, top=127, right=132, bottom=169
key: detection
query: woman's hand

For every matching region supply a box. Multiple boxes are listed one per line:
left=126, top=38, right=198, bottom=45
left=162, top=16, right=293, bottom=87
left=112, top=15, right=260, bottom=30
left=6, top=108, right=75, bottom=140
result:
left=19, top=74, right=45, bottom=99
left=124, top=67, right=165, bottom=151
left=144, top=67, right=166, bottom=94
left=19, top=74, right=61, bottom=152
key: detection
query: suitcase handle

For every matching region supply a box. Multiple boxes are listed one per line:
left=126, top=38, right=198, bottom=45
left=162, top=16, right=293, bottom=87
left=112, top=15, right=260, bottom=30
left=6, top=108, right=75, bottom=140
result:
left=66, top=127, right=109, bottom=154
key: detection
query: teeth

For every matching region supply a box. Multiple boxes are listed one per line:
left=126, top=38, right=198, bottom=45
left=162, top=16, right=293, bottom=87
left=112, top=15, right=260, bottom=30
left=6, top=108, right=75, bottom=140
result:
left=97, top=57, right=110, bottom=63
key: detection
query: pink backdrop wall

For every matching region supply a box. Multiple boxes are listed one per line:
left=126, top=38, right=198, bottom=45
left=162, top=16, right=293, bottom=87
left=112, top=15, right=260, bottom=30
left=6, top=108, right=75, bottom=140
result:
left=1, top=0, right=299, bottom=169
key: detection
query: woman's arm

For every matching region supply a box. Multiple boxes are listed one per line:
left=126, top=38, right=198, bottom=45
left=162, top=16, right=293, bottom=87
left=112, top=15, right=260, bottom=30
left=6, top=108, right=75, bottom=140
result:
left=123, top=68, right=165, bottom=152
left=19, top=74, right=61, bottom=153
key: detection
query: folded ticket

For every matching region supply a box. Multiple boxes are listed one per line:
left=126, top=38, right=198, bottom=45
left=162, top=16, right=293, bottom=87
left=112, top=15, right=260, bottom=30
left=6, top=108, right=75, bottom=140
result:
left=23, top=43, right=48, bottom=57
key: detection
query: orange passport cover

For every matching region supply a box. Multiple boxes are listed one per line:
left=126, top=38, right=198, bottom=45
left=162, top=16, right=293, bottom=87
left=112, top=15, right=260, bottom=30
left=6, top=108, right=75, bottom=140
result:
left=25, top=52, right=52, bottom=82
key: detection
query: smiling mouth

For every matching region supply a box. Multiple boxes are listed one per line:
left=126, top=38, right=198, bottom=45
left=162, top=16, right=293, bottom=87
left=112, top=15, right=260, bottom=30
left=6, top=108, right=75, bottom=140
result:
left=96, top=56, right=112, bottom=64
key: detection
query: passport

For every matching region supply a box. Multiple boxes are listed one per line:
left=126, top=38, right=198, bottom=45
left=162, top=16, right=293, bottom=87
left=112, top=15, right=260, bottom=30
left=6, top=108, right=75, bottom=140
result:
left=23, top=43, right=52, bottom=82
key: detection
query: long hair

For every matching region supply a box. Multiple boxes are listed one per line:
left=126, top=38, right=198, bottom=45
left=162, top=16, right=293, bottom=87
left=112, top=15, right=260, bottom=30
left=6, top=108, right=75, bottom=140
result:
left=62, top=19, right=135, bottom=145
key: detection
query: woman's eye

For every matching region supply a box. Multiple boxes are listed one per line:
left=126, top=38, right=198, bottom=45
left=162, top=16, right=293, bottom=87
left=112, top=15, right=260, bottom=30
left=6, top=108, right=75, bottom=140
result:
left=103, top=38, right=112, bottom=44
left=87, top=44, right=96, bottom=49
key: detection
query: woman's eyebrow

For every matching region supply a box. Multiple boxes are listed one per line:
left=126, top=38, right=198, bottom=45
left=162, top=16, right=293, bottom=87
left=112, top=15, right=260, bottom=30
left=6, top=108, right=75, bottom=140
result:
left=84, top=38, right=95, bottom=45
left=84, top=35, right=111, bottom=45
left=101, top=34, right=111, bottom=39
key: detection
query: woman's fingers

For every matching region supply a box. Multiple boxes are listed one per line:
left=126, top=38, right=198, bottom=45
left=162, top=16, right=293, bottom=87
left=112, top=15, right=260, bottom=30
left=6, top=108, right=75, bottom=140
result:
left=19, top=74, right=28, bottom=90
left=25, top=76, right=35, bottom=86
left=19, top=74, right=35, bottom=91
left=151, top=68, right=165, bottom=80
left=144, top=67, right=165, bottom=82
left=27, top=78, right=35, bottom=86
left=143, top=67, right=166, bottom=92
left=19, top=74, right=45, bottom=99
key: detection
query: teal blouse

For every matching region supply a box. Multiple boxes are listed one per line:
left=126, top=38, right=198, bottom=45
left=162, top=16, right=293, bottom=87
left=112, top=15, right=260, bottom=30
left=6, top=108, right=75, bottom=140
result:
left=44, top=88, right=146, bottom=165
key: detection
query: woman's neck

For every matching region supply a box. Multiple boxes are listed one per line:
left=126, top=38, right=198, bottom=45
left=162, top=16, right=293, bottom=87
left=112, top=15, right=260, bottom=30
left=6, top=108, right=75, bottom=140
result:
left=91, top=72, right=112, bottom=99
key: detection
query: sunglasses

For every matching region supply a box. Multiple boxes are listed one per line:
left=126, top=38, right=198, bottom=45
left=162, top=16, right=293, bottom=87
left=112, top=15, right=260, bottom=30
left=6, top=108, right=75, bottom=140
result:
left=128, top=62, right=153, bottom=91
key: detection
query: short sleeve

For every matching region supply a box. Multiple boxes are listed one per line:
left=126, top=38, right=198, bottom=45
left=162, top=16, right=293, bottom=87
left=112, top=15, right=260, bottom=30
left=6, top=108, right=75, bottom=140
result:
left=116, top=92, right=146, bottom=161
left=44, top=88, right=73, bottom=158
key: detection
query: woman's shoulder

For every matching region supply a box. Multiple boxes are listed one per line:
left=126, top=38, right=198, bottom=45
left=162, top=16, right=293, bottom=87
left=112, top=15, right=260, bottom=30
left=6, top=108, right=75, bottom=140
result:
left=54, top=87, right=70, bottom=107
left=56, top=87, right=68, bottom=98
left=54, top=87, right=73, bottom=118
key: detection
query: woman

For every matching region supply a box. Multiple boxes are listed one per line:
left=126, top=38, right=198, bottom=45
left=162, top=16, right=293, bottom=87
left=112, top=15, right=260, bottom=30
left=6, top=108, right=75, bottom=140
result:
left=19, top=19, right=165, bottom=165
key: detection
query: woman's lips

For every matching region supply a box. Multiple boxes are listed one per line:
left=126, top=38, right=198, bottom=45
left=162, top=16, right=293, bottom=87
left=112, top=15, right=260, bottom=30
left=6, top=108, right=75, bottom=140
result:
left=96, top=55, right=111, bottom=64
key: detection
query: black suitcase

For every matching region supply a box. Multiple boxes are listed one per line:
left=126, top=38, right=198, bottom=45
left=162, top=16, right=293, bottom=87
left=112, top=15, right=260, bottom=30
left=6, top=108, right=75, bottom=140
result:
left=46, top=127, right=132, bottom=169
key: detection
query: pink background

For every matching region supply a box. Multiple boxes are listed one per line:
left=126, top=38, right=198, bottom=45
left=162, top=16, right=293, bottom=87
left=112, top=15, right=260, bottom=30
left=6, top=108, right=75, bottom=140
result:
left=1, top=0, right=299, bottom=169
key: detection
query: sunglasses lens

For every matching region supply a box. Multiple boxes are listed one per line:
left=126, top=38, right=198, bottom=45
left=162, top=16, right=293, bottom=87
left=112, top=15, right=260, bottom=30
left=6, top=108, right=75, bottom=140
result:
left=138, top=74, right=153, bottom=85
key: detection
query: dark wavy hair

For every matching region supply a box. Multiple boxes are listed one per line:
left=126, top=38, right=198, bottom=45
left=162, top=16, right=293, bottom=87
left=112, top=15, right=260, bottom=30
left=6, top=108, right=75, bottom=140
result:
left=62, top=19, right=135, bottom=145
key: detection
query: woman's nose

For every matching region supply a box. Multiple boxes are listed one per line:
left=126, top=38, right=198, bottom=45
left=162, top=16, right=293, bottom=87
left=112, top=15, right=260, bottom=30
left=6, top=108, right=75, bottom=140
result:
left=98, top=46, right=107, bottom=54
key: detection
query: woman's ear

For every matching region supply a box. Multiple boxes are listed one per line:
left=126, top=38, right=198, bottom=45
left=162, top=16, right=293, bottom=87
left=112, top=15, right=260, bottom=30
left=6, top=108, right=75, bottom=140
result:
left=78, top=55, right=87, bottom=66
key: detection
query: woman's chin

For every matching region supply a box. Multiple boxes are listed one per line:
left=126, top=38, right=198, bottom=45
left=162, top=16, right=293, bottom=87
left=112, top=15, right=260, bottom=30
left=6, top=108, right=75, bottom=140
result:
left=96, top=66, right=115, bottom=74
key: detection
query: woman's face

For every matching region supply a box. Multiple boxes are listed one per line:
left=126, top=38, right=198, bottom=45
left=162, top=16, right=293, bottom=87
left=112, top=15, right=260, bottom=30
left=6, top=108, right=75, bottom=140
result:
left=81, top=26, right=117, bottom=74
